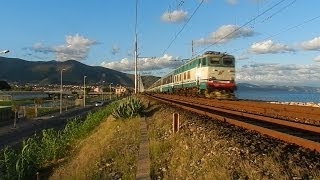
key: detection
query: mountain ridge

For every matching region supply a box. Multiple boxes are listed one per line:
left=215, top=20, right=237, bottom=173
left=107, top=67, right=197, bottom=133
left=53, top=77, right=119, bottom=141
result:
left=0, top=57, right=159, bottom=88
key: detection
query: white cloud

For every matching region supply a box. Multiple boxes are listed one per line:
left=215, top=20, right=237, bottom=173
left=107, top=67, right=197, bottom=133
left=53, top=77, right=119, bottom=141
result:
left=29, top=43, right=52, bottom=54
left=237, top=63, right=320, bottom=86
left=100, top=54, right=182, bottom=72
left=54, top=34, right=96, bottom=61
left=300, top=37, right=320, bottom=51
left=28, top=34, right=96, bottom=61
left=194, top=25, right=256, bottom=46
left=314, top=55, right=320, bottom=62
left=236, top=54, right=251, bottom=60
left=111, top=44, right=120, bottom=55
left=249, top=40, right=295, bottom=54
left=161, top=10, right=188, bottom=23
left=226, top=0, right=238, bottom=5
left=101, top=58, right=131, bottom=71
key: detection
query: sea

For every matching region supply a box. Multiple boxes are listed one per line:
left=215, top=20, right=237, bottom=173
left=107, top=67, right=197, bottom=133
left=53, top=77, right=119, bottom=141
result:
left=236, top=90, right=320, bottom=103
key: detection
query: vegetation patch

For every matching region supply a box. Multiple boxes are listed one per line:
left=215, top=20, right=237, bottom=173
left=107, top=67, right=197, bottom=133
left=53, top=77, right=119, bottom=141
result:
left=0, top=100, right=34, bottom=107
left=0, top=100, right=119, bottom=179
left=112, top=97, right=144, bottom=119
left=50, top=106, right=141, bottom=179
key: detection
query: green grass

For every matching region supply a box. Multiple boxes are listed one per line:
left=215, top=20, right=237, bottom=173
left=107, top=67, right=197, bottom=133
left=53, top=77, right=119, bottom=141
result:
left=92, top=119, right=140, bottom=179
left=49, top=98, right=141, bottom=179
left=0, top=100, right=120, bottom=179
left=0, top=100, right=34, bottom=106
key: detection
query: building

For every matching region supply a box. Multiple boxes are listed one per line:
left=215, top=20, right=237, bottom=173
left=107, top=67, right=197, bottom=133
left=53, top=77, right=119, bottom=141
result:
left=115, top=86, right=128, bottom=96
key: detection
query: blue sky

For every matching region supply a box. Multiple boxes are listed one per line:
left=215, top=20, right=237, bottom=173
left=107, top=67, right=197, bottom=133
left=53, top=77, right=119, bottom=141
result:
left=1, top=0, right=320, bottom=86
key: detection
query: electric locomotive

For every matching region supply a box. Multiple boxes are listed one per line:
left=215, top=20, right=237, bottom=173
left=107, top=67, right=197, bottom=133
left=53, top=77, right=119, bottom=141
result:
left=147, top=51, right=236, bottom=99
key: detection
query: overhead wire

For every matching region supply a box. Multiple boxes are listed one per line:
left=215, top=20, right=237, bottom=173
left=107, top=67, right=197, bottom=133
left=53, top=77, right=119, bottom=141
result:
left=259, top=0, right=296, bottom=24
left=230, top=14, right=320, bottom=54
left=195, top=0, right=287, bottom=56
left=161, top=0, right=205, bottom=56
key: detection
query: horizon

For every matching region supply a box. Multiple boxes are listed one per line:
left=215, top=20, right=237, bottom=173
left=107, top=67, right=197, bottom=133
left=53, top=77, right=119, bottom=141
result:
left=1, top=55, right=320, bottom=88
left=0, top=0, right=320, bottom=87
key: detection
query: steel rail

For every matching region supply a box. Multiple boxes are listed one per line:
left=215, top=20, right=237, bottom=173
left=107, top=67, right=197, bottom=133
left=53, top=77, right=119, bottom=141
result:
left=147, top=94, right=320, bottom=152
left=167, top=95, right=320, bottom=123
left=156, top=95, right=320, bottom=134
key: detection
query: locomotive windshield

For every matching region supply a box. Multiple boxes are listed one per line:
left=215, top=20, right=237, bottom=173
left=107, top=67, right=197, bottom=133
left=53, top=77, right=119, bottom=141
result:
left=207, top=57, right=220, bottom=65
left=222, top=57, right=234, bottom=66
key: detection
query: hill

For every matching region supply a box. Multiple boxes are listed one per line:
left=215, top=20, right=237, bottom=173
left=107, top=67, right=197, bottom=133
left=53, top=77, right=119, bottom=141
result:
left=0, top=57, right=159, bottom=88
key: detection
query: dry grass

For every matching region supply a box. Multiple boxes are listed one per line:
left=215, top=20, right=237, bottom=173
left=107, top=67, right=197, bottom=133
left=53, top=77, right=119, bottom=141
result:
left=49, top=115, right=140, bottom=179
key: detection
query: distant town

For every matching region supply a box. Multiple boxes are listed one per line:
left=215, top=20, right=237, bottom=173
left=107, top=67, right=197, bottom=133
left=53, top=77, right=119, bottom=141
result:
left=0, top=80, right=132, bottom=101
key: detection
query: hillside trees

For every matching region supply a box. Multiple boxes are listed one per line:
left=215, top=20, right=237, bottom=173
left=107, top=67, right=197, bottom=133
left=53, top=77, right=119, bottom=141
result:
left=0, top=81, right=11, bottom=90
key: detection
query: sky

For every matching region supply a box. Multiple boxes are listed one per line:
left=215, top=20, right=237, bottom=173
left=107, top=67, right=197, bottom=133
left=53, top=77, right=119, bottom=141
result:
left=0, top=0, right=320, bottom=87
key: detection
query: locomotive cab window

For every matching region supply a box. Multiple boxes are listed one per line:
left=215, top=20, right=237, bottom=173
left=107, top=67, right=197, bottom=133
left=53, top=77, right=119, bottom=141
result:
left=208, top=57, right=220, bottom=65
left=222, top=57, right=234, bottom=66
left=202, top=58, right=207, bottom=66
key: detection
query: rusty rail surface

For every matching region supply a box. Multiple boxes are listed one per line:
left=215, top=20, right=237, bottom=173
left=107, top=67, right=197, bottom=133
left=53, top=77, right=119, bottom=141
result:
left=146, top=94, right=320, bottom=152
left=160, top=94, right=320, bottom=126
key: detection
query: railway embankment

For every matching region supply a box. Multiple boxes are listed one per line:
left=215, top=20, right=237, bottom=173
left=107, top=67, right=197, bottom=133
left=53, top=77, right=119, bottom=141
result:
left=144, top=95, right=320, bottom=179
left=46, top=95, right=320, bottom=179
left=2, top=95, right=318, bottom=179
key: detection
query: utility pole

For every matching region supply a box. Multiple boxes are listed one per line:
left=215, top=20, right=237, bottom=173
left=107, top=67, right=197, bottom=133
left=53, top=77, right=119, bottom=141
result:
left=60, top=69, right=65, bottom=114
left=134, top=0, right=138, bottom=94
left=134, top=34, right=138, bottom=94
left=109, top=83, right=113, bottom=100
left=101, top=81, right=105, bottom=101
left=137, top=73, right=140, bottom=93
left=83, top=76, right=87, bottom=107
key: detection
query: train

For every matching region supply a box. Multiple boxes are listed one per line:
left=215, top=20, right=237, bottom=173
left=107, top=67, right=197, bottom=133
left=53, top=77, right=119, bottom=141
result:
left=147, top=51, right=236, bottom=99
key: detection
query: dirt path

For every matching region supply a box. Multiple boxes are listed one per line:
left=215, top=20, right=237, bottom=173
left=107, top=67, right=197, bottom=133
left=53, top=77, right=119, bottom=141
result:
left=136, top=117, right=151, bottom=180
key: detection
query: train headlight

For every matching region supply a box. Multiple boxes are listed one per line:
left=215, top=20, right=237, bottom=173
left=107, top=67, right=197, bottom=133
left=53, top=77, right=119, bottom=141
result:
left=209, top=77, right=216, bottom=81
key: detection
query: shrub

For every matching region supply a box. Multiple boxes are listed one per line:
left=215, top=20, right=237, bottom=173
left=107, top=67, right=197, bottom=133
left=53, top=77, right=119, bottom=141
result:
left=0, top=147, right=19, bottom=179
left=112, top=97, right=144, bottom=119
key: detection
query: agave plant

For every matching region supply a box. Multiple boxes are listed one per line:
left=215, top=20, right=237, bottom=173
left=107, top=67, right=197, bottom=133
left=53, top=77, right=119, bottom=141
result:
left=112, top=97, right=144, bottom=120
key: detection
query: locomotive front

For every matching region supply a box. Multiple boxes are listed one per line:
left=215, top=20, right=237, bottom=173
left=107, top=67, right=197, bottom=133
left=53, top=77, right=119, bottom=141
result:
left=204, top=51, right=236, bottom=99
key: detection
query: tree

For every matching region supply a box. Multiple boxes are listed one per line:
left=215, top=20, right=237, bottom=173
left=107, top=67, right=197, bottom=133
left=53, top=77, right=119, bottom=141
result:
left=0, top=81, right=11, bottom=90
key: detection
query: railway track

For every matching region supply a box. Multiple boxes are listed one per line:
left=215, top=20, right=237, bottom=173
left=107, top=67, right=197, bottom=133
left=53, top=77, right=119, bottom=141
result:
left=146, top=94, right=320, bottom=152
left=164, top=94, right=320, bottom=125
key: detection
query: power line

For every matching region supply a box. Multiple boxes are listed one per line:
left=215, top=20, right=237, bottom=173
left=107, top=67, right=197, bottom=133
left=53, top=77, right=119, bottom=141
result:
left=230, top=14, right=320, bottom=54
left=196, top=0, right=287, bottom=56
left=162, top=0, right=205, bottom=56
left=259, top=0, right=296, bottom=24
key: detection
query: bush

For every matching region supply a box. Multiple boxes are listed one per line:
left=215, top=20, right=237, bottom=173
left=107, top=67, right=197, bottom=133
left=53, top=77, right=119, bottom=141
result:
left=112, top=97, right=144, bottom=120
